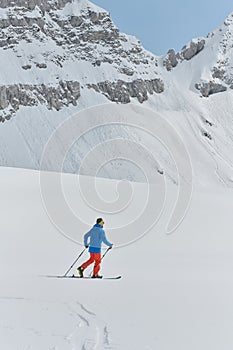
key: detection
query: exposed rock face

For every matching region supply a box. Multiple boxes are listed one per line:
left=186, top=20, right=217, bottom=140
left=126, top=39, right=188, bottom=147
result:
left=163, top=39, right=205, bottom=71
left=163, top=49, right=179, bottom=71
left=0, top=81, right=80, bottom=122
left=207, top=15, right=233, bottom=91
left=195, top=81, right=227, bottom=97
left=163, top=20, right=233, bottom=98
left=0, top=0, right=163, bottom=121
left=0, top=0, right=72, bottom=10
left=88, top=79, right=164, bottom=103
left=0, top=0, right=232, bottom=125
left=0, top=1, right=233, bottom=186
left=212, top=67, right=225, bottom=80
left=0, top=0, right=157, bottom=71
left=192, top=14, right=233, bottom=96
left=181, top=39, right=205, bottom=60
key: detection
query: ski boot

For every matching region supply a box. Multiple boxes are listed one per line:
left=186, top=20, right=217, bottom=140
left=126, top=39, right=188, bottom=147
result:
left=91, top=274, right=103, bottom=279
left=77, top=266, right=84, bottom=278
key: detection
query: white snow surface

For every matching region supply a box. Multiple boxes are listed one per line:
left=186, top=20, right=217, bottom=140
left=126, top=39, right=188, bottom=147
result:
left=0, top=1, right=233, bottom=187
left=0, top=166, right=233, bottom=349
left=55, top=0, right=107, bottom=18
left=0, top=3, right=233, bottom=186
left=0, top=0, right=156, bottom=86
left=0, top=2, right=233, bottom=348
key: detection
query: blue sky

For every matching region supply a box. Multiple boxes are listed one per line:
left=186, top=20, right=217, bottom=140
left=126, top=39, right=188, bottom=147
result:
left=92, top=0, right=233, bottom=55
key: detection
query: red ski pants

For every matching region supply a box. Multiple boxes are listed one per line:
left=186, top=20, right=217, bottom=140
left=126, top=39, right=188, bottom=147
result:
left=81, top=252, right=101, bottom=276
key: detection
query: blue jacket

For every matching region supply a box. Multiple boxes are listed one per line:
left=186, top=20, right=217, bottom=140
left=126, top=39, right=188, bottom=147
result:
left=84, top=224, right=112, bottom=253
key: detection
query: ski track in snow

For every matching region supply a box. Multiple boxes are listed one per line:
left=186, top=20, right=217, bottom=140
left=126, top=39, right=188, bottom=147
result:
left=0, top=296, right=115, bottom=350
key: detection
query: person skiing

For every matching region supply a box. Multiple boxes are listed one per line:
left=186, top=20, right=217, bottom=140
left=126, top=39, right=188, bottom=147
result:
left=77, top=218, right=113, bottom=278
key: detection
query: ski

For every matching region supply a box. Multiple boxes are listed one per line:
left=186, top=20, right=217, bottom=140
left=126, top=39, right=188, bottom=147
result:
left=44, top=275, right=121, bottom=280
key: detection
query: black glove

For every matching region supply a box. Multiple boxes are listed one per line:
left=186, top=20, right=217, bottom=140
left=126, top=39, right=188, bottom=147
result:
left=85, top=245, right=89, bottom=248
left=109, top=244, right=113, bottom=249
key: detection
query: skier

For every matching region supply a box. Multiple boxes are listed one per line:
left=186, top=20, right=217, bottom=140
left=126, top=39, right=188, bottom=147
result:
left=77, top=218, right=113, bottom=278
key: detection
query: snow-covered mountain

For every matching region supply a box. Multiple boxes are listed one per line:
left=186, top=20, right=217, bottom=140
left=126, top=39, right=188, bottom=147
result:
left=0, top=0, right=162, bottom=117
left=0, top=0, right=233, bottom=186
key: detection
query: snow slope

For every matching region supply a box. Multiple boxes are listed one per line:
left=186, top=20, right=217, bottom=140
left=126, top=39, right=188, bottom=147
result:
left=0, top=1, right=233, bottom=187
left=0, top=1, right=233, bottom=188
left=1, top=167, right=233, bottom=349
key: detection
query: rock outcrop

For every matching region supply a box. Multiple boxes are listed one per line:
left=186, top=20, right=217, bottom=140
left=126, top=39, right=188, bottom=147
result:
left=181, top=39, right=205, bottom=60
left=163, top=39, right=205, bottom=71
left=163, top=49, right=179, bottom=71
left=0, top=0, right=233, bottom=124
left=195, top=81, right=227, bottom=97
left=0, top=0, right=163, bottom=120
left=0, top=81, right=80, bottom=122
left=88, top=78, right=164, bottom=103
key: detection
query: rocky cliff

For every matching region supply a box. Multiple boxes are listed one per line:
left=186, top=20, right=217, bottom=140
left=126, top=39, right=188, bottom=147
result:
left=0, top=0, right=164, bottom=122
left=163, top=13, right=233, bottom=97
left=0, top=1, right=233, bottom=187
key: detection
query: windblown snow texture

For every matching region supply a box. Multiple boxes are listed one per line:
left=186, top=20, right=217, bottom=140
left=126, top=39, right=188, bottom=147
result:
left=1, top=167, right=233, bottom=349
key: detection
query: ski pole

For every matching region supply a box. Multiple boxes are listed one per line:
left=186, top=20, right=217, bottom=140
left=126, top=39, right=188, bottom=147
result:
left=88, top=246, right=113, bottom=277
left=101, top=246, right=112, bottom=261
left=63, top=247, right=87, bottom=277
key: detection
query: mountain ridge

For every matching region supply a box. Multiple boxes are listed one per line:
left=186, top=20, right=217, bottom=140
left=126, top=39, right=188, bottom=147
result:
left=0, top=0, right=233, bottom=187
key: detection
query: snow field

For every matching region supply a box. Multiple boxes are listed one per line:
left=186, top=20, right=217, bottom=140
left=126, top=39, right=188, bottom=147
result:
left=0, top=167, right=233, bottom=349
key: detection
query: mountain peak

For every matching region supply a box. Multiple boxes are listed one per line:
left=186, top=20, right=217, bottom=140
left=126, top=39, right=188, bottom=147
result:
left=0, top=0, right=162, bottom=120
left=55, top=0, right=107, bottom=16
left=0, top=3, right=233, bottom=187
left=223, top=12, right=233, bottom=26
left=0, top=0, right=106, bottom=13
